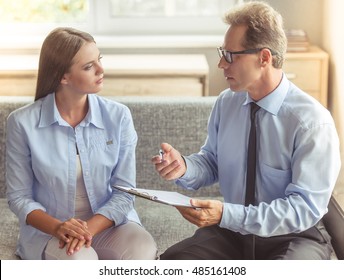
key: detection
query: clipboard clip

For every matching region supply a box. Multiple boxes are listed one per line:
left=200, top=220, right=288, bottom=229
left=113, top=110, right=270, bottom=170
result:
left=130, top=189, right=158, bottom=201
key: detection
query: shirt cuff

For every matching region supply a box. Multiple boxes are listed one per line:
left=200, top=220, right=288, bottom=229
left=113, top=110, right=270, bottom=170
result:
left=219, top=202, right=245, bottom=231
left=180, top=156, right=197, bottom=178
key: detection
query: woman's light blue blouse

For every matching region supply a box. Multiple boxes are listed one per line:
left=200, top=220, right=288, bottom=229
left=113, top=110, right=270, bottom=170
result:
left=6, top=93, right=139, bottom=259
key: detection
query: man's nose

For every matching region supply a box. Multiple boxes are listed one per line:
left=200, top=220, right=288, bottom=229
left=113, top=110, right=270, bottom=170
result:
left=218, top=56, right=229, bottom=69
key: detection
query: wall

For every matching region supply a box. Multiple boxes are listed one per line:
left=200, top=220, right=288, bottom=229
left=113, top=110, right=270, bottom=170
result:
left=266, top=0, right=324, bottom=47
left=322, top=0, right=344, bottom=201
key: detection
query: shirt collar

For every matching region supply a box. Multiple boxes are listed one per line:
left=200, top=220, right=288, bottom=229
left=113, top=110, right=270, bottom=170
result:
left=85, top=94, right=104, bottom=129
left=38, top=93, right=59, bottom=127
left=243, top=73, right=289, bottom=115
left=38, top=93, right=104, bottom=129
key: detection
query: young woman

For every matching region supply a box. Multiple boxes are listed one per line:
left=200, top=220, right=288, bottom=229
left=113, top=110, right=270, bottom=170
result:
left=6, top=27, right=157, bottom=260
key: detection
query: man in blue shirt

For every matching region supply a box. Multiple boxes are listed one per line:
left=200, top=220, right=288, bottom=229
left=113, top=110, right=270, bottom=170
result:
left=152, top=1, right=341, bottom=259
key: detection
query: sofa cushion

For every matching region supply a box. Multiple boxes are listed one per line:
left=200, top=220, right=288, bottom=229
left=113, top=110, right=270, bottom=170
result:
left=0, top=198, right=19, bottom=259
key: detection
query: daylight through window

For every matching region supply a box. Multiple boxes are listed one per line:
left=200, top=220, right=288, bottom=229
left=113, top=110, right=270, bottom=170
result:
left=0, top=0, right=89, bottom=23
left=0, top=0, right=239, bottom=36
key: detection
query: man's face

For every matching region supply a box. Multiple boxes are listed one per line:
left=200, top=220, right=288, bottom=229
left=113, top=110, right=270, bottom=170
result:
left=218, top=25, right=262, bottom=93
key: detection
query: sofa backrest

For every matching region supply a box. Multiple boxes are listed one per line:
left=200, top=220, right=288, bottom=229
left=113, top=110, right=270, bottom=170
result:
left=0, top=95, right=220, bottom=199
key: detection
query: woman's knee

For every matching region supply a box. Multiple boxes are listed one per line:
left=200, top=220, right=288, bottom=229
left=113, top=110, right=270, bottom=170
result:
left=121, top=224, right=158, bottom=260
left=93, top=222, right=158, bottom=260
left=44, top=237, right=99, bottom=260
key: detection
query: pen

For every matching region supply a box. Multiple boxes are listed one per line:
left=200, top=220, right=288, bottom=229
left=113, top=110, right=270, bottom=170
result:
left=159, top=149, right=164, bottom=162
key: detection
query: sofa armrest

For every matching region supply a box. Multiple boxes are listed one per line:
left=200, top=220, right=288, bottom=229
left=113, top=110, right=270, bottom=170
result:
left=323, top=196, right=344, bottom=259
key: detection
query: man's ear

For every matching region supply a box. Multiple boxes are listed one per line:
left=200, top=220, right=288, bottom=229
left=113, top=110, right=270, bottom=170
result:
left=260, top=48, right=272, bottom=66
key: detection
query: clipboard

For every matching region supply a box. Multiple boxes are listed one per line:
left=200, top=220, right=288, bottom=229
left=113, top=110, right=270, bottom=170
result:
left=113, top=185, right=196, bottom=208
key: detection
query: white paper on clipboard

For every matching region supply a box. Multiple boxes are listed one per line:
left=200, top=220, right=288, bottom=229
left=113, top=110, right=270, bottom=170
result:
left=113, top=185, right=195, bottom=208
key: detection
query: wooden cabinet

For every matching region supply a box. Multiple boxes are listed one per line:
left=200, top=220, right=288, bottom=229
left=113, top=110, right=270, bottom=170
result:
left=0, top=55, right=39, bottom=96
left=283, top=46, right=329, bottom=107
left=101, top=54, right=209, bottom=96
left=0, top=54, right=209, bottom=97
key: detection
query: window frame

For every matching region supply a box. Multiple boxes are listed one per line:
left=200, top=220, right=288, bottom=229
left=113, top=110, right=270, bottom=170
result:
left=93, top=0, right=237, bottom=36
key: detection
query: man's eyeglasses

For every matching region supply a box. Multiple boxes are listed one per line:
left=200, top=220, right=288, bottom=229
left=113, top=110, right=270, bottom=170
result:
left=217, top=47, right=277, bottom=64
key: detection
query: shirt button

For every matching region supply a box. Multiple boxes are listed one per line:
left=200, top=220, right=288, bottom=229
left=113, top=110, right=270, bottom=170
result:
left=85, top=171, right=89, bottom=176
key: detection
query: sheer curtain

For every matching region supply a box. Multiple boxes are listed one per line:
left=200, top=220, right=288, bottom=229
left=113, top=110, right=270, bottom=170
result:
left=323, top=0, right=344, bottom=205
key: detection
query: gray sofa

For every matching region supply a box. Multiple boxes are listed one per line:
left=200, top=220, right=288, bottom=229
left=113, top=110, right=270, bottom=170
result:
left=0, top=96, right=343, bottom=260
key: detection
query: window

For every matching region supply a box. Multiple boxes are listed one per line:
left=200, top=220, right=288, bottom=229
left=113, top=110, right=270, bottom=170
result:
left=0, top=0, right=91, bottom=36
left=0, top=0, right=88, bottom=23
left=95, top=0, right=238, bottom=35
left=0, top=0, right=240, bottom=36
left=110, top=0, right=224, bottom=17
